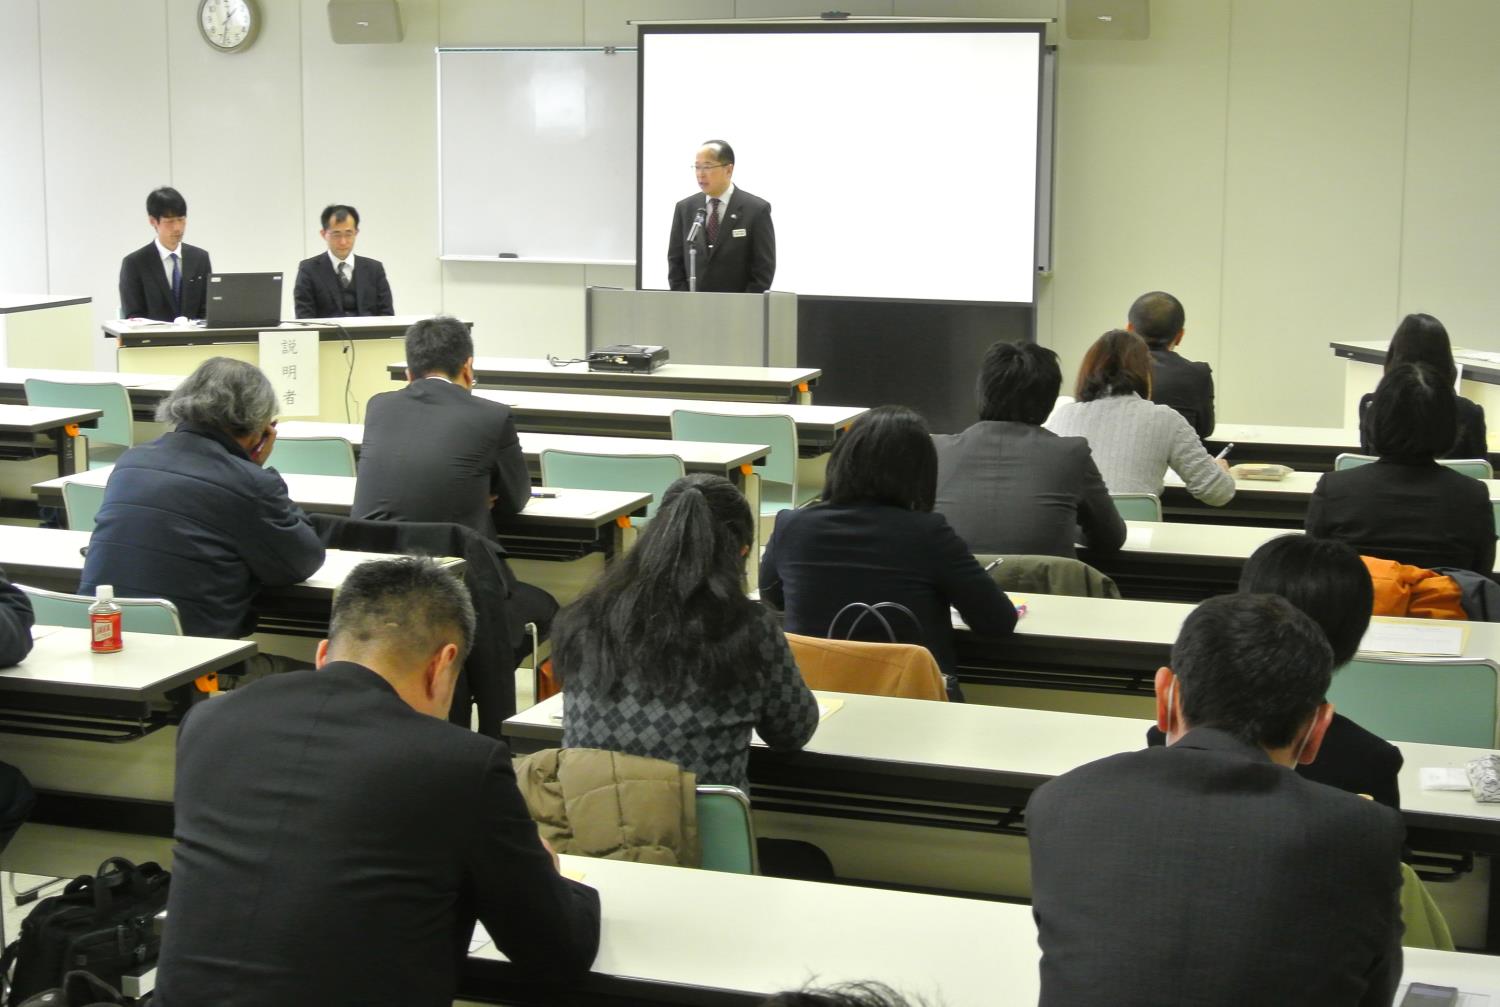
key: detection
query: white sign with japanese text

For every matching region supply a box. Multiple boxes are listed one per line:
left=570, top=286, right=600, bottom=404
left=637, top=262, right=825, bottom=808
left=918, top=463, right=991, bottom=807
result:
left=258, top=330, right=319, bottom=418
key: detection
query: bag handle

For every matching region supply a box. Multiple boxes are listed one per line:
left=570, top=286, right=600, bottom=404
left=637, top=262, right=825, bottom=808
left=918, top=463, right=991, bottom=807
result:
left=827, top=601, right=922, bottom=644
left=89, top=858, right=141, bottom=915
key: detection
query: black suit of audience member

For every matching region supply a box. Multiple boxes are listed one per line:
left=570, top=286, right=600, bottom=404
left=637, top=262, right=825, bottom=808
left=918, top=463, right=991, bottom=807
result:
left=155, top=561, right=599, bottom=1006
left=0, top=568, right=35, bottom=853
left=354, top=378, right=530, bottom=537
left=1358, top=391, right=1487, bottom=461
left=118, top=242, right=212, bottom=321
left=1028, top=595, right=1404, bottom=1007
left=1148, top=347, right=1215, bottom=440
left=292, top=253, right=394, bottom=319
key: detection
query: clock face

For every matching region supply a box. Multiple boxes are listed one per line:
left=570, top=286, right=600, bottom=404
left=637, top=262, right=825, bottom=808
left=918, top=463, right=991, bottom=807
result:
left=198, top=0, right=258, bottom=52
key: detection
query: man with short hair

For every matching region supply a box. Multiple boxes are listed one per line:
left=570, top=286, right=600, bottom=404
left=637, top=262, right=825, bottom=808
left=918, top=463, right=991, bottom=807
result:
left=667, top=140, right=776, bottom=293
left=1127, top=290, right=1215, bottom=439
left=1027, top=593, right=1404, bottom=1006
left=118, top=187, right=213, bottom=321
left=154, top=557, right=600, bottom=1007
left=293, top=203, right=395, bottom=318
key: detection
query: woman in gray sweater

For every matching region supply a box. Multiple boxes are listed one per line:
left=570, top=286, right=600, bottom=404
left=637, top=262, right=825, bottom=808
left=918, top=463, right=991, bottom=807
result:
left=1045, top=329, right=1234, bottom=506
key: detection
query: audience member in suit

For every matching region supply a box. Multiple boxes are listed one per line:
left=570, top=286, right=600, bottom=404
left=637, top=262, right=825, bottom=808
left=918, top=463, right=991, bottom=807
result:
left=353, top=316, right=556, bottom=677
left=934, top=341, right=1124, bottom=558
left=0, top=566, right=34, bottom=668
left=1308, top=362, right=1495, bottom=574
left=1127, top=290, right=1215, bottom=440
left=557, top=474, right=818, bottom=797
left=0, top=760, right=32, bottom=854
left=761, top=406, right=1018, bottom=701
left=1028, top=593, right=1405, bottom=1007
left=1045, top=329, right=1234, bottom=506
left=1147, top=534, right=1402, bottom=809
left=1358, top=312, right=1488, bottom=460
left=667, top=140, right=776, bottom=293
left=118, top=186, right=212, bottom=321
left=292, top=203, right=395, bottom=319
left=81, top=357, right=325, bottom=639
left=154, top=558, right=600, bottom=1007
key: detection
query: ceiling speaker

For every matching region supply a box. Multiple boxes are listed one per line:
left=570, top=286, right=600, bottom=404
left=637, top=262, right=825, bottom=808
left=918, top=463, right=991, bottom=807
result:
left=1066, top=0, right=1150, bottom=41
left=328, top=0, right=404, bottom=44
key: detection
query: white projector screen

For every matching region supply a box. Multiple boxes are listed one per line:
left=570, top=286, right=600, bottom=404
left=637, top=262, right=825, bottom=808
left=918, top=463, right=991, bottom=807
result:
left=638, top=24, right=1044, bottom=303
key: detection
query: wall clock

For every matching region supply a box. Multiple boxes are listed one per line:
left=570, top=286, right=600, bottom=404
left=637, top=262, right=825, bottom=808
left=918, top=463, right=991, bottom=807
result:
left=197, top=0, right=261, bottom=53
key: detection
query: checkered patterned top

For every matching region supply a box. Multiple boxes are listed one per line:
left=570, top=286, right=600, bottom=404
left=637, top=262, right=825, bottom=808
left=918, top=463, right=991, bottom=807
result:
left=561, top=607, right=819, bottom=794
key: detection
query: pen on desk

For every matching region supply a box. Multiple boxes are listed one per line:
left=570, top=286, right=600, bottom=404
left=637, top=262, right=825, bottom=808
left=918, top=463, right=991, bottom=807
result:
left=983, top=557, right=1004, bottom=572
left=530, top=490, right=558, bottom=499
left=1214, top=442, right=1235, bottom=461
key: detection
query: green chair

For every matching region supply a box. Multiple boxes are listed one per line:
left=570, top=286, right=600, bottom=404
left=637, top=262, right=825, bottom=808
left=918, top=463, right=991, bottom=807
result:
left=1330, top=656, right=1499, bottom=748
left=538, top=449, right=684, bottom=520
left=1110, top=493, right=1162, bottom=522
left=696, top=785, right=758, bottom=874
left=18, top=584, right=183, bottom=635
left=268, top=437, right=357, bottom=477
left=62, top=481, right=107, bottom=533
left=669, top=410, right=816, bottom=516
left=1335, top=452, right=1493, bottom=479
left=24, top=379, right=133, bottom=469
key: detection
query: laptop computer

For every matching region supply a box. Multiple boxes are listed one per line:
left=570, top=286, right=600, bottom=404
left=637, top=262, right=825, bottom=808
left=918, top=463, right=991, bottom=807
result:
left=205, top=272, right=283, bottom=329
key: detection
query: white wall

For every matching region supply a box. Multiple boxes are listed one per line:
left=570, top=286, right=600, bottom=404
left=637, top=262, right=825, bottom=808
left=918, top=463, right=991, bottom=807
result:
left=3, top=0, right=1499, bottom=425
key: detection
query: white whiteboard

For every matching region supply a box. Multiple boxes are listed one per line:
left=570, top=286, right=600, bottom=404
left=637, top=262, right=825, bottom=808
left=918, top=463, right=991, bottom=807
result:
left=437, top=48, right=637, bottom=264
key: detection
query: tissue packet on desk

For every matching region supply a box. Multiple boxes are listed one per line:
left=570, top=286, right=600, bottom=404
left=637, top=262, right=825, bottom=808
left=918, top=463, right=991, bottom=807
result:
left=1467, top=755, right=1500, bottom=802
left=1229, top=463, right=1292, bottom=481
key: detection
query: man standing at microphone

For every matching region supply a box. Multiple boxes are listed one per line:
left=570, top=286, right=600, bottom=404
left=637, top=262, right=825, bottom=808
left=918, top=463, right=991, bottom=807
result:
left=667, top=140, right=776, bottom=293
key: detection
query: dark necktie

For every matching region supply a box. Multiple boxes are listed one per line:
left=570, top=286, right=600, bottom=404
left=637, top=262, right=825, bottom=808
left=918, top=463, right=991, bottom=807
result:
left=706, top=198, right=721, bottom=245
left=169, top=252, right=182, bottom=314
left=338, top=261, right=351, bottom=290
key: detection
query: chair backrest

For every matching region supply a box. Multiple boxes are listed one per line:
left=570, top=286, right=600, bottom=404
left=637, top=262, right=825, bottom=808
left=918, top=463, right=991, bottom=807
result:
left=695, top=785, right=758, bottom=874
left=539, top=449, right=684, bottom=519
left=785, top=633, right=948, bottom=701
left=1330, top=656, right=1499, bottom=747
left=268, top=437, right=357, bottom=477
left=18, top=584, right=183, bottom=635
left=669, top=410, right=798, bottom=488
left=1110, top=492, right=1162, bottom=522
left=62, top=481, right=107, bottom=532
left=24, top=379, right=133, bottom=451
left=1335, top=452, right=1492, bottom=479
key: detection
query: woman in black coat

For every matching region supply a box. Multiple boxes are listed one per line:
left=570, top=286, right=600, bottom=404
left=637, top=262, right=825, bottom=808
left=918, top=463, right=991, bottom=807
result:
left=1358, top=313, right=1487, bottom=460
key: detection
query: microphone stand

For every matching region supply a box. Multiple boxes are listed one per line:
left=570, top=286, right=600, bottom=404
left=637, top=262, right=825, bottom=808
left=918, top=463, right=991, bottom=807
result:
left=686, top=209, right=705, bottom=293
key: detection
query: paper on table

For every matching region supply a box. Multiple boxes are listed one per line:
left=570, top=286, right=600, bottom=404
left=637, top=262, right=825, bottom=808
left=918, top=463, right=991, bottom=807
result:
left=28, top=625, right=63, bottom=641
left=1126, top=525, right=1154, bottom=548
left=1358, top=619, right=1467, bottom=657
left=752, top=697, right=843, bottom=747
left=1394, top=984, right=1493, bottom=1006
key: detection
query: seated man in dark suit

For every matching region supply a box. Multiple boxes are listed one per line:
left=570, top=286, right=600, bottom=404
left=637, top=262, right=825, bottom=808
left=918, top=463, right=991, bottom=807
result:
left=292, top=203, right=395, bottom=318
left=1128, top=290, right=1215, bottom=440
left=118, top=186, right=212, bottom=321
left=667, top=140, right=776, bottom=293
left=1028, top=593, right=1404, bottom=1007
left=154, top=557, right=600, bottom=1006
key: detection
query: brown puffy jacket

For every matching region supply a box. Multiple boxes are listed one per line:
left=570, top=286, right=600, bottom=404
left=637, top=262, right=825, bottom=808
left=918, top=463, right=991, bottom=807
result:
left=514, top=748, right=701, bottom=867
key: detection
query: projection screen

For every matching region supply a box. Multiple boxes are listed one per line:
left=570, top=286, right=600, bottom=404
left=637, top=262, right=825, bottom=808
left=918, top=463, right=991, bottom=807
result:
left=638, top=23, right=1044, bottom=303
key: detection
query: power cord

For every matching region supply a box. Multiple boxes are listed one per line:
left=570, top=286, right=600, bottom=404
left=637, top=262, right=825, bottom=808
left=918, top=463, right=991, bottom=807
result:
left=546, top=354, right=587, bottom=367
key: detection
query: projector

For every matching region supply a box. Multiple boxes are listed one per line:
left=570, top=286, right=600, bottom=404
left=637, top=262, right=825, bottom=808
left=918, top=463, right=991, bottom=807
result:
left=587, top=344, right=670, bottom=374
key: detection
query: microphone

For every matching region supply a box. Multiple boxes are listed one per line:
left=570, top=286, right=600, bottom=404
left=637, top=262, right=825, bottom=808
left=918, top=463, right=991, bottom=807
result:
left=686, top=207, right=706, bottom=244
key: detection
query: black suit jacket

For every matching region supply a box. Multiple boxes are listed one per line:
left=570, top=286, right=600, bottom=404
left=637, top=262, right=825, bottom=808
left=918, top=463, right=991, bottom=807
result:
left=933, top=421, right=1125, bottom=558
left=1149, top=348, right=1215, bottom=440
left=1146, top=713, right=1404, bottom=810
left=154, top=663, right=600, bottom=1007
left=1358, top=390, right=1488, bottom=461
left=292, top=253, right=394, bottom=319
left=759, top=502, right=1017, bottom=678
left=353, top=379, right=531, bottom=537
left=1027, top=727, right=1404, bottom=1007
left=666, top=187, right=775, bottom=293
left=118, top=242, right=212, bottom=321
left=1305, top=457, right=1496, bottom=574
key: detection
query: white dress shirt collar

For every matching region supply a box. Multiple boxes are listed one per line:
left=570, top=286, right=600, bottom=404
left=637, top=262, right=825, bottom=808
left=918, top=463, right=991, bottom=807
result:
left=706, top=183, right=735, bottom=214
left=328, top=250, right=357, bottom=276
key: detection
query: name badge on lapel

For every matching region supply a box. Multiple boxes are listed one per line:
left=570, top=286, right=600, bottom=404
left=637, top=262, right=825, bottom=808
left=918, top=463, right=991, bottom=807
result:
left=732, top=228, right=747, bottom=238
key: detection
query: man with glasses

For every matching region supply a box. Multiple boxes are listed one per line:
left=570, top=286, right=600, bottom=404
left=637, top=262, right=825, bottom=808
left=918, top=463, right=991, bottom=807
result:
left=667, top=140, right=776, bottom=293
left=119, top=186, right=213, bottom=321
left=293, top=203, right=394, bottom=318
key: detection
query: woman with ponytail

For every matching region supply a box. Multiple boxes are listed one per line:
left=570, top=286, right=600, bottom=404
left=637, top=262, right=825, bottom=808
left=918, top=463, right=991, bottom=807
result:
left=554, top=473, right=818, bottom=794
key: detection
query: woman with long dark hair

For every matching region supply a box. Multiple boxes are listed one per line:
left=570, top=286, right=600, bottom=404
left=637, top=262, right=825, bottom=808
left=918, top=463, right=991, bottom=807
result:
left=555, top=473, right=817, bottom=794
left=1358, top=313, right=1487, bottom=459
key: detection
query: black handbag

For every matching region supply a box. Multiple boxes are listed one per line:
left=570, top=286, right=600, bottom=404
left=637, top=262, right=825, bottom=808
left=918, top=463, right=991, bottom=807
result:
left=826, top=600, right=924, bottom=644
left=2, top=858, right=168, bottom=1006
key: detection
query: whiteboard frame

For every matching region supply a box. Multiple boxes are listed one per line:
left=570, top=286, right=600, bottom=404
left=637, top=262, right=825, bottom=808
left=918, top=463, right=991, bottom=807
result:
left=435, top=46, right=640, bottom=267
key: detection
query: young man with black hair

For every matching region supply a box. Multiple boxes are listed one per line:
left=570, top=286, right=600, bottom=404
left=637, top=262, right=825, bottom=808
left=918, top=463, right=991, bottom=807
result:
left=118, top=186, right=213, bottom=321
left=1028, top=593, right=1404, bottom=1006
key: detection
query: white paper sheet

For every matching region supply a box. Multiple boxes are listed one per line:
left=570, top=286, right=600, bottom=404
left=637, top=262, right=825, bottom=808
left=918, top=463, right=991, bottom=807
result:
left=1358, top=621, right=1465, bottom=657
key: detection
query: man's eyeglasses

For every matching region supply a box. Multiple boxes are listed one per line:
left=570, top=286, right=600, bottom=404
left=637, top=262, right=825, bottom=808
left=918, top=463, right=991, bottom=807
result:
left=692, top=163, right=727, bottom=172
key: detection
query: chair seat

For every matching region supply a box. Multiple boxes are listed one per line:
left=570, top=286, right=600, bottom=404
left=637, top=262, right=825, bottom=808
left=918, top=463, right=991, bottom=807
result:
left=759, top=481, right=820, bottom=515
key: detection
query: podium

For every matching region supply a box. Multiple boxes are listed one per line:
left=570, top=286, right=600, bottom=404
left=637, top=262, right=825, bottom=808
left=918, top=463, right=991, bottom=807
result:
left=585, top=287, right=797, bottom=367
